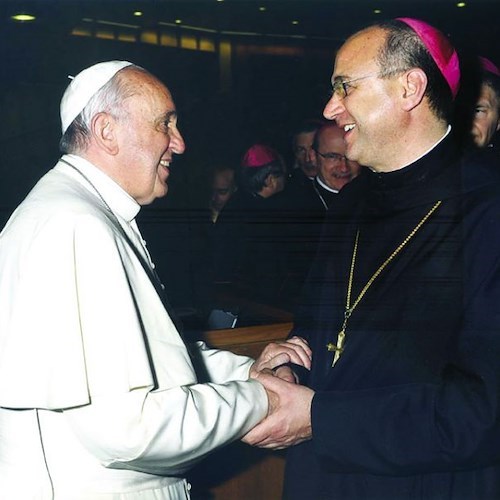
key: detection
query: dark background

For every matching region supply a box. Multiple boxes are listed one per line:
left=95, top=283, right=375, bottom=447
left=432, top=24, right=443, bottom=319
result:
left=1, top=0, right=499, bottom=312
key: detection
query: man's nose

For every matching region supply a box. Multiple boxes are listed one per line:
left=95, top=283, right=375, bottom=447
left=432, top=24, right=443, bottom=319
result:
left=306, top=147, right=316, bottom=163
left=323, top=93, right=344, bottom=123
left=339, top=158, right=350, bottom=172
left=170, top=126, right=186, bottom=154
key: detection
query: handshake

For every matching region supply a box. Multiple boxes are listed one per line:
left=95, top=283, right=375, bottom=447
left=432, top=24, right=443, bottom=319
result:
left=244, top=336, right=314, bottom=450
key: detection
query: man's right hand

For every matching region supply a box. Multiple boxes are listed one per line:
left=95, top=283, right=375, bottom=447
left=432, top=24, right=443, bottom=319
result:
left=243, top=371, right=314, bottom=450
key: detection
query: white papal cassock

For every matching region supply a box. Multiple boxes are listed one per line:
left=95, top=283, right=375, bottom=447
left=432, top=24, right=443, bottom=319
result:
left=0, top=154, right=267, bottom=499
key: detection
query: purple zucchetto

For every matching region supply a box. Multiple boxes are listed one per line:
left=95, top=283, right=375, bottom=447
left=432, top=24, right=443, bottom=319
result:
left=397, top=17, right=460, bottom=99
left=242, top=144, right=280, bottom=168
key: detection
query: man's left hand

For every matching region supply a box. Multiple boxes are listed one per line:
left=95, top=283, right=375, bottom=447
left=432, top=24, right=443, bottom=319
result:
left=250, top=336, right=312, bottom=382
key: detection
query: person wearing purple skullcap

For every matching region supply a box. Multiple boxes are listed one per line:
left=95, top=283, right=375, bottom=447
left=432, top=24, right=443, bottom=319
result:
left=239, top=143, right=287, bottom=198
left=212, top=143, right=288, bottom=301
left=243, top=18, right=500, bottom=500
left=0, top=61, right=311, bottom=498
left=470, top=56, right=500, bottom=148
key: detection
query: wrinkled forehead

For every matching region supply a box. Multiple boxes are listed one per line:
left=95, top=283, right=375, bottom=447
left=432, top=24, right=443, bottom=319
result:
left=122, top=68, right=175, bottom=112
left=123, top=70, right=177, bottom=123
left=333, top=27, right=385, bottom=79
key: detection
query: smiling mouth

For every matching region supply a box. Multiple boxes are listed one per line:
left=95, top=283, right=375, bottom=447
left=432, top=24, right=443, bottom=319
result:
left=344, top=124, right=355, bottom=132
left=333, top=172, right=352, bottom=179
left=159, top=159, right=170, bottom=167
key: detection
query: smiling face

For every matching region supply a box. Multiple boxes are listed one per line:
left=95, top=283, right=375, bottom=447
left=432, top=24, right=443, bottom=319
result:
left=115, top=70, right=185, bottom=205
left=471, top=82, right=500, bottom=148
left=323, top=27, right=405, bottom=171
left=315, top=125, right=361, bottom=191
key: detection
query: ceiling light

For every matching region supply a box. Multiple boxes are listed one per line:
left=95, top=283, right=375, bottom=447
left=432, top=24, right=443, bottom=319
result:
left=456, top=2, right=466, bottom=7
left=292, top=20, right=299, bottom=25
left=11, top=13, right=36, bottom=22
left=133, top=11, right=143, bottom=17
left=175, top=19, right=182, bottom=24
left=373, top=9, right=382, bottom=14
left=259, top=6, right=266, bottom=12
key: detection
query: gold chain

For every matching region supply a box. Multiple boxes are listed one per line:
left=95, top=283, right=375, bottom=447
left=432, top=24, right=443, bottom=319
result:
left=327, top=200, right=442, bottom=366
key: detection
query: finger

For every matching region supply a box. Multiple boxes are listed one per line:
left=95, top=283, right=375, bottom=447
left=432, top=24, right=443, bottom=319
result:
left=246, top=433, right=288, bottom=449
left=253, top=439, right=289, bottom=450
left=287, top=337, right=313, bottom=361
left=249, top=365, right=275, bottom=379
left=254, top=342, right=311, bottom=378
left=257, top=352, right=291, bottom=371
left=261, top=342, right=310, bottom=369
left=288, top=336, right=313, bottom=358
left=254, top=371, right=293, bottom=395
left=245, top=429, right=290, bottom=449
left=279, top=342, right=312, bottom=370
left=242, top=423, right=272, bottom=446
left=273, top=366, right=297, bottom=383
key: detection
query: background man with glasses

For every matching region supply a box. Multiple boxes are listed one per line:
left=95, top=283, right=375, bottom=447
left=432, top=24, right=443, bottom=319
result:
left=244, top=17, right=500, bottom=500
left=313, top=122, right=361, bottom=206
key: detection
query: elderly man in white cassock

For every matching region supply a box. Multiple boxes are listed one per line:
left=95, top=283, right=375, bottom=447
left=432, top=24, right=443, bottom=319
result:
left=0, top=61, right=311, bottom=499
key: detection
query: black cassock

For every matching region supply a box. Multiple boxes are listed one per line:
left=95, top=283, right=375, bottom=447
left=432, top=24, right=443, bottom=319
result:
left=284, top=136, right=500, bottom=499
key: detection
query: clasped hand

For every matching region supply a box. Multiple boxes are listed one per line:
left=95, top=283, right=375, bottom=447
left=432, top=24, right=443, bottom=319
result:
left=246, top=336, right=315, bottom=449
left=249, top=335, right=312, bottom=381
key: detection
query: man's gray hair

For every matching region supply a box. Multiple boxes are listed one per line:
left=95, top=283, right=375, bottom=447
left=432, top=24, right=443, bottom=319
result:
left=59, top=64, right=146, bottom=154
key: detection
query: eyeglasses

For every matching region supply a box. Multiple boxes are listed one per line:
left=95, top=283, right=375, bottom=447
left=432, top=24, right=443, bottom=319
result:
left=331, top=73, right=379, bottom=99
left=315, top=151, right=348, bottom=162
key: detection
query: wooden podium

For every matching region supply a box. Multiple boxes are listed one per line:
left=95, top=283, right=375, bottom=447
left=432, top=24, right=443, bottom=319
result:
left=188, top=322, right=292, bottom=500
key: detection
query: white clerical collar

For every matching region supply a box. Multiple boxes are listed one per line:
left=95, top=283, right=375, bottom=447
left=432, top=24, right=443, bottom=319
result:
left=316, top=175, right=339, bottom=194
left=60, top=154, right=140, bottom=223
left=397, top=125, right=452, bottom=170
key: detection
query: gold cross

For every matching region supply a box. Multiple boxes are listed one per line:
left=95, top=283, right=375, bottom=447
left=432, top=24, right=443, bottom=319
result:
left=324, top=200, right=442, bottom=369
left=327, top=330, right=345, bottom=367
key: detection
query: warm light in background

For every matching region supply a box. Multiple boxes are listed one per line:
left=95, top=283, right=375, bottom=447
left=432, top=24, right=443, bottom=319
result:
left=175, top=19, right=182, bottom=24
left=259, top=6, right=266, bottom=12
left=374, top=9, right=382, bottom=14
left=457, top=2, right=466, bottom=7
left=11, top=13, right=36, bottom=22
left=133, top=11, right=143, bottom=17
left=292, top=20, right=299, bottom=25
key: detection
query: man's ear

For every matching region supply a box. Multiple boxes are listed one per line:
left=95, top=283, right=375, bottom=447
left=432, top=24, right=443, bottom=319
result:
left=400, top=68, right=427, bottom=111
left=91, top=112, right=119, bottom=155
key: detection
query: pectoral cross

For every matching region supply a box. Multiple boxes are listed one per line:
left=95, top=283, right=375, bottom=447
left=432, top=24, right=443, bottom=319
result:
left=327, top=309, right=351, bottom=367
left=327, top=330, right=345, bottom=367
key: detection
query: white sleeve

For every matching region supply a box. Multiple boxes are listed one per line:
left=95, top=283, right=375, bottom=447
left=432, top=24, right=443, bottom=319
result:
left=193, top=341, right=255, bottom=383
left=64, top=379, right=268, bottom=476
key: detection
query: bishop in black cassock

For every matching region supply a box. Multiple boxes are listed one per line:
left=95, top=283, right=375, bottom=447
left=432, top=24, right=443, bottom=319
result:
left=244, top=17, right=500, bottom=500
left=284, top=134, right=500, bottom=499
